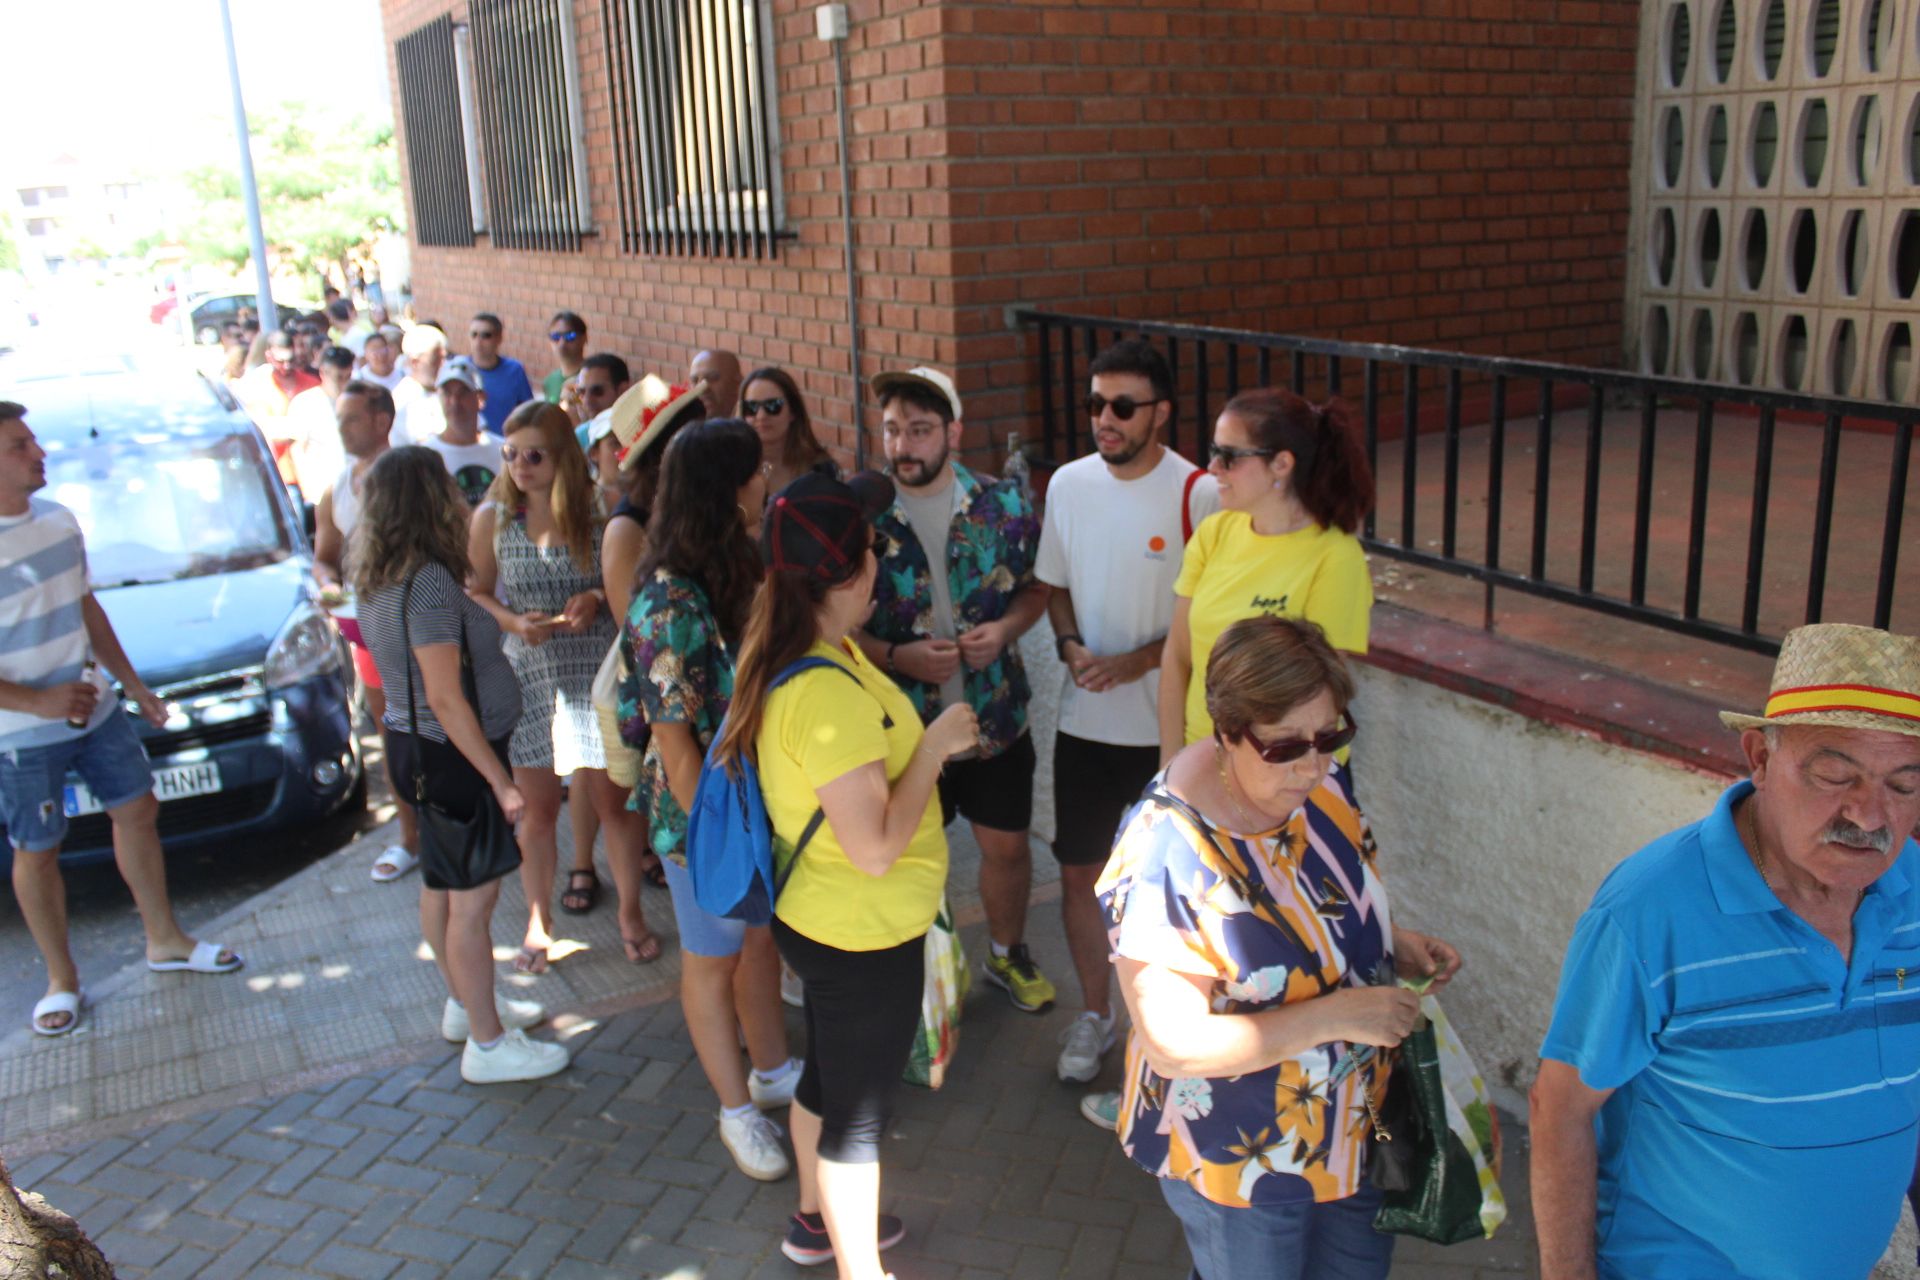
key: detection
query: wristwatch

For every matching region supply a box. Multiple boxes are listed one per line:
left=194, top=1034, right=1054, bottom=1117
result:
left=1055, top=633, right=1083, bottom=662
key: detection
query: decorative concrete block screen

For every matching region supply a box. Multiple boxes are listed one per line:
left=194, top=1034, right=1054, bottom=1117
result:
left=1631, top=0, right=1920, bottom=399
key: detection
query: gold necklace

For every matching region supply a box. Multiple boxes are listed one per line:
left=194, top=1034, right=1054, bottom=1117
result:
left=1215, top=746, right=1276, bottom=833
left=1738, top=798, right=1862, bottom=909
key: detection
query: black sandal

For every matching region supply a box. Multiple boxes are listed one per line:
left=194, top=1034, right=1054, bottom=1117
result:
left=561, top=868, right=599, bottom=915
left=641, top=856, right=667, bottom=890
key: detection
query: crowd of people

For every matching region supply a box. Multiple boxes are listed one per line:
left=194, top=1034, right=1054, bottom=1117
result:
left=2, top=302, right=1917, bottom=1280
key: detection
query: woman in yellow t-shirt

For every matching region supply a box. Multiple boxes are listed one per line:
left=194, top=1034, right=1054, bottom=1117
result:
left=712, top=472, right=977, bottom=1273
left=1158, top=389, right=1376, bottom=762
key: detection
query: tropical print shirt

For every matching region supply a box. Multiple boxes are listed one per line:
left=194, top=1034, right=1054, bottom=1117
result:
left=619, top=568, right=733, bottom=865
left=867, top=462, right=1040, bottom=759
left=1095, top=767, right=1394, bottom=1207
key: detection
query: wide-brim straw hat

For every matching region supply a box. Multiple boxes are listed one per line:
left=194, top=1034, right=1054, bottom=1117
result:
left=1719, top=622, right=1920, bottom=738
left=612, top=374, right=707, bottom=472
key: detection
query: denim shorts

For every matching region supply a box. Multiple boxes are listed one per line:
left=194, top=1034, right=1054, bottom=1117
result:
left=661, top=855, right=748, bottom=957
left=0, top=714, right=154, bottom=854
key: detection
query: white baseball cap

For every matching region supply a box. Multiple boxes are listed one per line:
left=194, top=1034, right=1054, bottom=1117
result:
left=436, top=356, right=483, bottom=392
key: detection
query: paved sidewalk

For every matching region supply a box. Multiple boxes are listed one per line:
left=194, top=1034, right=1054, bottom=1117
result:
left=9, top=905, right=1537, bottom=1279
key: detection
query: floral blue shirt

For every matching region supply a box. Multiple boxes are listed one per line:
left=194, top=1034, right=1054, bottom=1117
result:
left=619, top=568, right=733, bottom=865
left=1095, top=768, right=1394, bottom=1207
left=867, top=462, right=1039, bottom=759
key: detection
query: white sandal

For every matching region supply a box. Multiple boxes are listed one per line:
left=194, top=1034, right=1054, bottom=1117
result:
left=371, top=845, right=419, bottom=882
left=31, top=987, right=87, bottom=1038
left=146, top=939, right=243, bottom=974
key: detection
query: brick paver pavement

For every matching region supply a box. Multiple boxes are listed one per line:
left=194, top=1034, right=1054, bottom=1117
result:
left=11, top=906, right=1537, bottom=1279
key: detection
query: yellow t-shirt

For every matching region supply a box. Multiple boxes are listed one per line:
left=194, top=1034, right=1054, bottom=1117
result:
left=763, top=639, right=949, bottom=950
left=1173, top=510, right=1373, bottom=744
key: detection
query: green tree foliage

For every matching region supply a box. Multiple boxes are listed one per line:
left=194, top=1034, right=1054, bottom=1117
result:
left=178, top=102, right=402, bottom=278
left=0, top=209, right=20, bottom=273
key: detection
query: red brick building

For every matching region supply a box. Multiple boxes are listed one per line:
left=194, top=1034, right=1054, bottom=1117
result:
left=378, top=0, right=1641, bottom=461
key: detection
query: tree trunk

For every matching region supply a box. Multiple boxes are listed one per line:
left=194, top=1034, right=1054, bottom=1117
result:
left=0, top=1156, right=114, bottom=1279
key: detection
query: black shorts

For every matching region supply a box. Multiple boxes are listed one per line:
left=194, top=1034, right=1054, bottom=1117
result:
left=938, top=731, right=1035, bottom=832
left=1051, top=733, right=1161, bottom=867
left=385, top=729, right=516, bottom=891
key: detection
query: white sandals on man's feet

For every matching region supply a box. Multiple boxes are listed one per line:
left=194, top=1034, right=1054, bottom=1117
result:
left=146, top=940, right=243, bottom=974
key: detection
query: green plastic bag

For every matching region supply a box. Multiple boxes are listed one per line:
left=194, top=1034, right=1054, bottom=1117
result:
left=1372, top=995, right=1508, bottom=1244
left=902, top=898, right=968, bottom=1089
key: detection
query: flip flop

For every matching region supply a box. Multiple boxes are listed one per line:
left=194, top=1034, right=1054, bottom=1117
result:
left=513, top=944, right=549, bottom=975
left=30, top=987, right=87, bottom=1038
left=560, top=868, right=599, bottom=915
left=147, top=939, right=244, bottom=975
left=371, top=845, right=419, bottom=882
left=623, top=932, right=663, bottom=964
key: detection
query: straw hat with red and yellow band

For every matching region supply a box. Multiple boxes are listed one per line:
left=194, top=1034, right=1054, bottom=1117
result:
left=1719, top=623, right=1920, bottom=738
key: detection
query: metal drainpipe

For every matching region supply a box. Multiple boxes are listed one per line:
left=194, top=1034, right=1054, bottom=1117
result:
left=823, top=5, right=866, bottom=469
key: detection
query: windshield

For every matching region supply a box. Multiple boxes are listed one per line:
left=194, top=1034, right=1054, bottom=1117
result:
left=43, top=433, right=294, bottom=587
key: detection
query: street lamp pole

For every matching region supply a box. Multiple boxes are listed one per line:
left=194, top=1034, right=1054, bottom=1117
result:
left=218, top=0, right=277, bottom=338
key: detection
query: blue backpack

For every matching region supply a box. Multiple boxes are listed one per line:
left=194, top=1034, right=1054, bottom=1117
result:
left=685, top=657, right=882, bottom=924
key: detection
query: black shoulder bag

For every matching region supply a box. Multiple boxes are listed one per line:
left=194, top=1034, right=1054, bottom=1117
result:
left=400, top=572, right=523, bottom=890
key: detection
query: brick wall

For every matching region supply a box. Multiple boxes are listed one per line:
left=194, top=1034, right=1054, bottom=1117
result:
left=379, top=0, right=1641, bottom=464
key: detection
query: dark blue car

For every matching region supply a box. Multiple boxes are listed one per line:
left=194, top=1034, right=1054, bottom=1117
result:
left=3, top=361, right=363, bottom=865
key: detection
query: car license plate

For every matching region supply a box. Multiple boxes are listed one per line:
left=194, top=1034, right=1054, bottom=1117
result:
left=65, top=762, right=222, bottom=818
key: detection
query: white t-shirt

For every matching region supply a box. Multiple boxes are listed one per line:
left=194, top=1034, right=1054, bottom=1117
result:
left=1034, top=448, right=1219, bottom=746
left=394, top=391, right=445, bottom=446
left=358, top=365, right=407, bottom=392
left=285, top=387, right=343, bottom=500
left=421, top=434, right=502, bottom=506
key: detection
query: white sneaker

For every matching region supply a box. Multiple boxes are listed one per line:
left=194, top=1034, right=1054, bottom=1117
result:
left=460, top=1028, right=569, bottom=1084
left=441, top=995, right=547, bottom=1043
left=1056, top=1012, right=1115, bottom=1083
left=718, top=1108, right=791, bottom=1181
left=780, top=964, right=804, bottom=1009
left=748, top=1057, right=802, bottom=1109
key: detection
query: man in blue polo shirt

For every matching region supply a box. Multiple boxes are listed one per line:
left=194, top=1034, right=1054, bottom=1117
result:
left=465, top=312, right=534, bottom=436
left=1532, top=622, right=1920, bottom=1280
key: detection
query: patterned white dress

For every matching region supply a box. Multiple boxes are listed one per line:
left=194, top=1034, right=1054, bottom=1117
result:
left=495, top=510, right=614, bottom=772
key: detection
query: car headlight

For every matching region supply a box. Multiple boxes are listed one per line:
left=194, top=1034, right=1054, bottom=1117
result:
left=265, top=603, right=344, bottom=690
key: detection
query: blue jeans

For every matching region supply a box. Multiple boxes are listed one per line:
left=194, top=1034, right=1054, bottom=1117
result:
left=0, top=714, right=153, bottom=853
left=1158, top=1178, right=1395, bottom=1280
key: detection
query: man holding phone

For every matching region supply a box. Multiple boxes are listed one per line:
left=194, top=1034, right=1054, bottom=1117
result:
left=0, top=401, right=242, bottom=1038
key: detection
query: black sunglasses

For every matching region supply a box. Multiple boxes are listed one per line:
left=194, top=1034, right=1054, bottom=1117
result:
left=501, top=445, right=547, bottom=465
left=1208, top=442, right=1277, bottom=466
left=1085, top=393, right=1166, bottom=422
left=742, top=396, right=787, bottom=417
left=548, top=329, right=581, bottom=344
left=1226, top=712, right=1358, bottom=765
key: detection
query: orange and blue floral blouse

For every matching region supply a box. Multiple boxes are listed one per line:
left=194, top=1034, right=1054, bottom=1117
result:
left=1095, top=767, right=1393, bottom=1207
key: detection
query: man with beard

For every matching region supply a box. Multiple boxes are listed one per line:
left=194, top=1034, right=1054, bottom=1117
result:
left=421, top=357, right=501, bottom=506
left=1532, top=622, right=1920, bottom=1280
left=1035, top=339, right=1217, bottom=1094
left=238, top=329, right=320, bottom=424
left=858, top=366, right=1056, bottom=1014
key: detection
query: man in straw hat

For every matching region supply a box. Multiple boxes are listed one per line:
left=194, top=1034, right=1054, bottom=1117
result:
left=1531, top=623, right=1920, bottom=1280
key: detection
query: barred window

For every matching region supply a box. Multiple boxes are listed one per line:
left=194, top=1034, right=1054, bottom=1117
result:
left=394, top=15, right=479, bottom=248
left=469, top=0, right=593, bottom=252
left=602, top=0, right=785, bottom=258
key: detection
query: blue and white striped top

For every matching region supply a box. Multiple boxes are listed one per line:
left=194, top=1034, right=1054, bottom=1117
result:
left=1543, top=780, right=1920, bottom=1280
left=0, top=498, right=110, bottom=749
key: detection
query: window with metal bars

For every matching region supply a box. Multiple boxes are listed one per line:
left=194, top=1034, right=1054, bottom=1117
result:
left=468, top=0, right=593, bottom=252
left=395, top=15, right=478, bottom=248
left=602, top=0, right=785, bottom=258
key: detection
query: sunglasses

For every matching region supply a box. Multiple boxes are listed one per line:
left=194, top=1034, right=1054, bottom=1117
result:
left=742, top=396, right=787, bottom=417
left=1085, top=393, right=1166, bottom=422
left=1208, top=442, right=1277, bottom=466
left=501, top=445, right=548, bottom=465
left=548, top=330, right=581, bottom=344
left=1228, top=712, right=1358, bottom=765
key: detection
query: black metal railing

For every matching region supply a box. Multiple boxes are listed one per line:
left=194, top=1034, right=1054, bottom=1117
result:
left=601, top=0, right=783, bottom=258
left=394, top=15, right=476, bottom=248
left=469, top=0, right=588, bottom=252
left=1017, top=309, right=1919, bottom=656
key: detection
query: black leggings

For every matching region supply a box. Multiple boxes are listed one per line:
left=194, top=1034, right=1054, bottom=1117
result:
left=772, top=918, right=924, bottom=1164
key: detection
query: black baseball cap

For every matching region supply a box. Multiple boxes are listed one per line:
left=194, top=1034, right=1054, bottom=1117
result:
left=762, top=470, right=894, bottom=583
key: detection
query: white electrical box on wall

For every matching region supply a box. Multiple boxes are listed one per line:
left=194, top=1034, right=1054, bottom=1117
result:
left=815, top=3, right=848, bottom=42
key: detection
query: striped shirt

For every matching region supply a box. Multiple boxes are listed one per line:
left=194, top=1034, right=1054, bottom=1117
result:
left=1542, top=780, right=1920, bottom=1280
left=0, top=498, right=111, bottom=749
left=358, top=561, right=521, bottom=744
